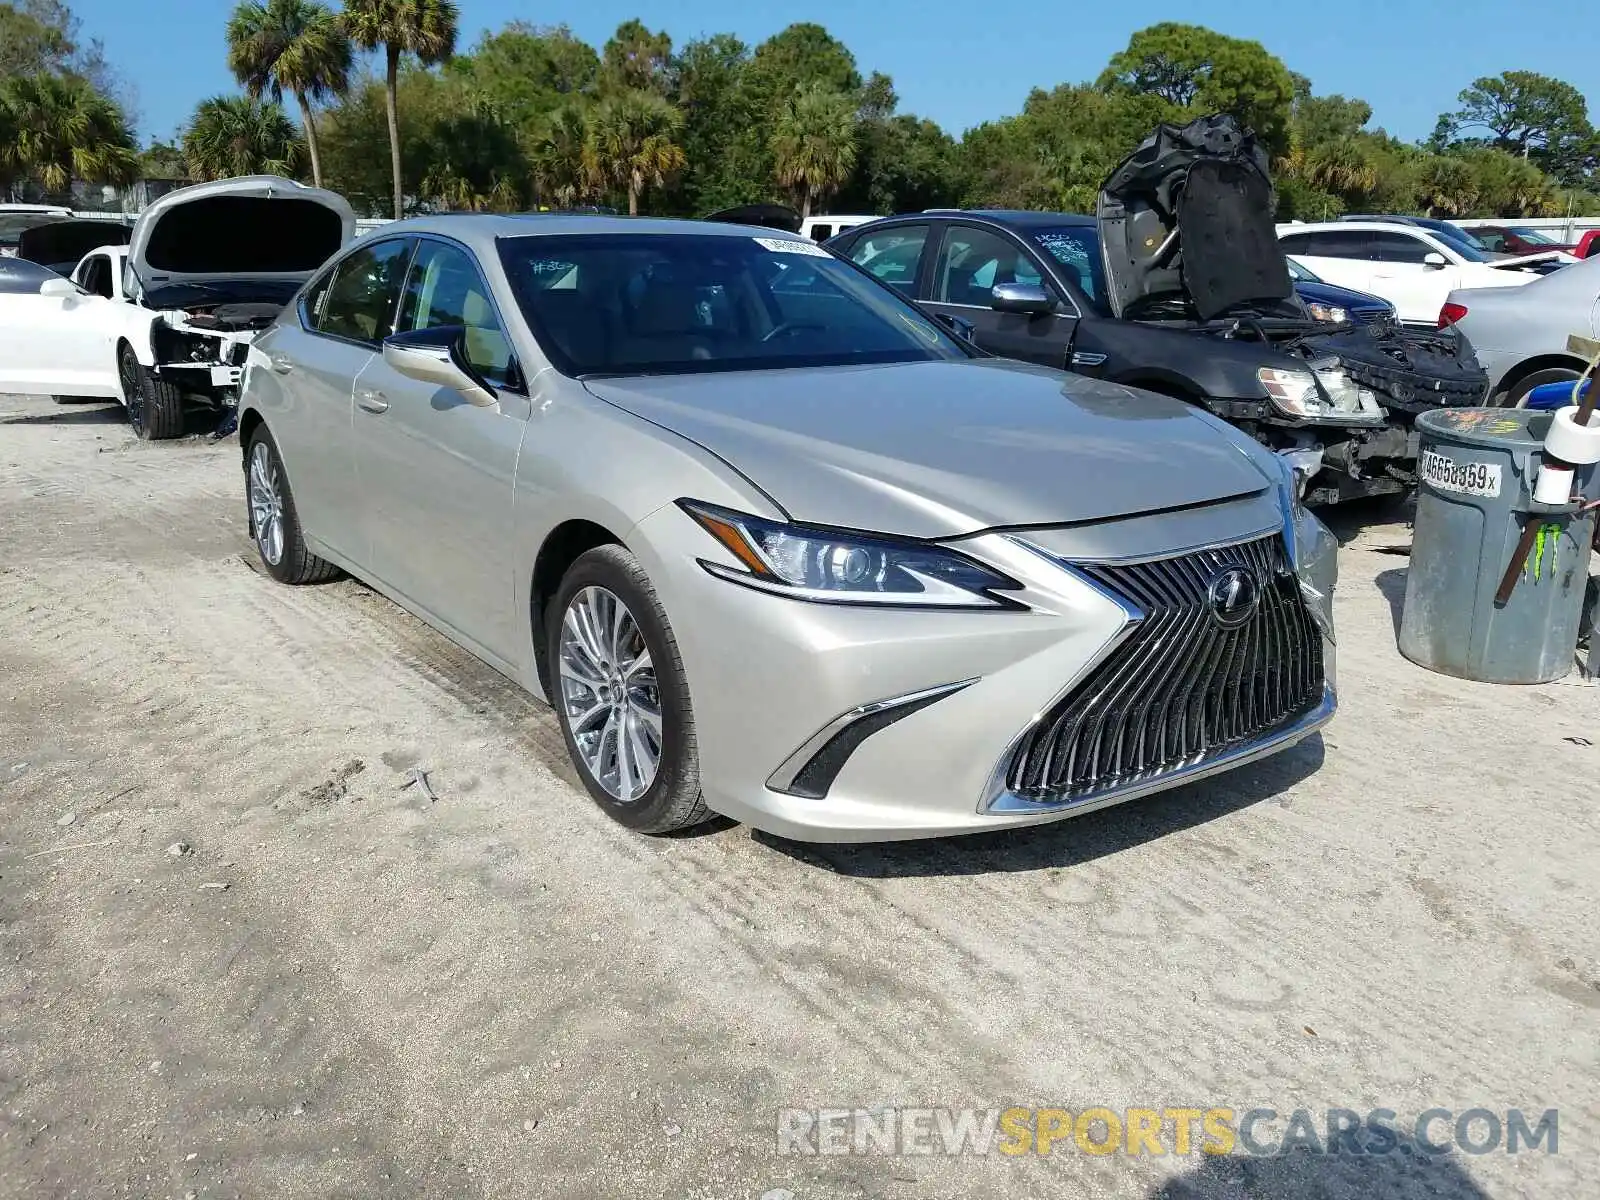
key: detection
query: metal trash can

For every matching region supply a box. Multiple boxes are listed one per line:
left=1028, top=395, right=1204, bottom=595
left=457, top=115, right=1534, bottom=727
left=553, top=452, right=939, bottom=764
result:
left=1399, top=407, right=1598, bottom=683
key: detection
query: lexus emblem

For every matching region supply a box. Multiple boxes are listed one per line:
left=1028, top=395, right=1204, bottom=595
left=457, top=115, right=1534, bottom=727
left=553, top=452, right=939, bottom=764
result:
left=1206, top=567, right=1260, bottom=629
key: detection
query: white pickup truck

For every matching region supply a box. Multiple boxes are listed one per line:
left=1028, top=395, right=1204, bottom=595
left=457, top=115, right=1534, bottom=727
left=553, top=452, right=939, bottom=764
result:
left=0, top=176, right=354, bottom=438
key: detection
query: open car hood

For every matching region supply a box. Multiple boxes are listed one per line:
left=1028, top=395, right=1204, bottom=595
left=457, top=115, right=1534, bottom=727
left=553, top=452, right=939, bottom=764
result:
left=128, top=175, right=355, bottom=289
left=16, top=218, right=131, bottom=272
left=1098, top=115, right=1294, bottom=322
left=703, top=203, right=802, bottom=233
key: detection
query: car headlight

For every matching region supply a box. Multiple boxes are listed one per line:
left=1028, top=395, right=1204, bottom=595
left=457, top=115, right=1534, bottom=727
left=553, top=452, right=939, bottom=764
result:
left=680, top=501, right=1021, bottom=608
left=1304, top=300, right=1349, bottom=324
left=1257, top=366, right=1332, bottom=418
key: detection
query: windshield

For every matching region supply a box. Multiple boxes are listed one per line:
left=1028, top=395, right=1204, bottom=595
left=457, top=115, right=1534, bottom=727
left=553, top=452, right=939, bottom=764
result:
left=1030, top=226, right=1110, bottom=313
left=142, top=278, right=303, bottom=308
left=497, top=233, right=970, bottom=377
left=1423, top=228, right=1493, bottom=263
left=1507, top=227, right=1558, bottom=245
left=0, top=213, right=68, bottom=245
left=1285, top=257, right=1320, bottom=283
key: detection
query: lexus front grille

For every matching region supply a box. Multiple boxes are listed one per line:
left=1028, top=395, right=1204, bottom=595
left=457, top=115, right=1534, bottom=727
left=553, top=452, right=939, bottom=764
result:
left=1007, top=535, right=1325, bottom=802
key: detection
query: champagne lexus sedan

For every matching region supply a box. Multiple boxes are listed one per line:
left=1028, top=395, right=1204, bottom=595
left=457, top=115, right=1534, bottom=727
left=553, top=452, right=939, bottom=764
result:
left=236, top=215, right=1337, bottom=842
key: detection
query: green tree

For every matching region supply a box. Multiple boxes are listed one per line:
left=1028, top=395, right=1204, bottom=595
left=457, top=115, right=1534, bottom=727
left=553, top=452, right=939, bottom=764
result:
left=226, top=0, right=352, bottom=188
left=0, top=70, right=138, bottom=194
left=341, top=0, right=459, bottom=219
left=418, top=94, right=529, bottom=211
left=140, top=139, right=189, bottom=180
left=530, top=103, right=600, bottom=207
left=182, top=94, right=302, bottom=180
left=1441, top=71, right=1593, bottom=183
left=770, top=84, right=858, bottom=218
left=670, top=33, right=750, bottom=213
left=445, top=22, right=598, bottom=127
left=588, top=89, right=686, bottom=215
left=1097, top=23, right=1295, bottom=154
left=601, top=19, right=673, bottom=96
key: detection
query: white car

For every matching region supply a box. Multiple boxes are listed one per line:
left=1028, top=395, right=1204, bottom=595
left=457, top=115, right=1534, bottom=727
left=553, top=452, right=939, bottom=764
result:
left=0, top=176, right=354, bottom=438
left=1276, top=220, right=1551, bottom=328
left=798, top=214, right=878, bottom=242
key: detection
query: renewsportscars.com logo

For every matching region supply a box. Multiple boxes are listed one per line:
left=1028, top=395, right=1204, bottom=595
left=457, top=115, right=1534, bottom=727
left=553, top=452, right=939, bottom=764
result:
left=777, top=1106, right=1559, bottom=1158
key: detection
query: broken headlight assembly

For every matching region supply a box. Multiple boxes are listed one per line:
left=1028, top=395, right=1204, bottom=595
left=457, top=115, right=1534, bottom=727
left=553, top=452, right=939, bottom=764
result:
left=152, top=325, right=225, bottom=365
left=1257, top=362, right=1384, bottom=422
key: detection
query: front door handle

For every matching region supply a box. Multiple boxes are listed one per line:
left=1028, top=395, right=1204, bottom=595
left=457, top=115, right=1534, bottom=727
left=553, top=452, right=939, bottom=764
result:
left=269, top=353, right=295, bottom=374
left=356, top=388, right=389, bottom=414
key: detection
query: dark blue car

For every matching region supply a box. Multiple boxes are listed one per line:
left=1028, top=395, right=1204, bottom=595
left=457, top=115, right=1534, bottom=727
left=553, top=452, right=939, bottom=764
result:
left=1287, top=257, right=1396, bottom=326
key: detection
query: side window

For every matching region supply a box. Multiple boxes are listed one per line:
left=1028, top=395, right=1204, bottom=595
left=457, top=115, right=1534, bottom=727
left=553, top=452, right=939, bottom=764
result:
left=1475, top=229, right=1506, bottom=252
left=397, top=240, right=516, bottom=389
left=81, top=256, right=112, bottom=298
left=1307, top=231, right=1372, bottom=259
left=847, top=225, right=929, bottom=296
left=1279, top=233, right=1313, bottom=255
left=317, top=238, right=413, bottom=344
left=935, top=226, right=1043, bottom=306
left=809, top=224, right=833, bottom=242
left=1368, top=232, right=1432, bottom=264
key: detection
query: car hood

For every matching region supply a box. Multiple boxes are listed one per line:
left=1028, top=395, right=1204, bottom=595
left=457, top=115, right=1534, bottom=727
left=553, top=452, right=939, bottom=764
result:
left=16, top=218, right=131, bottom=271
left=129, top=175, right=354, bottom=289
left=584, top=358, right=1273, bottom=539
left=1098, top=114, right=1295, bottom=322
left=1294, top=278, right=1392, bottom=311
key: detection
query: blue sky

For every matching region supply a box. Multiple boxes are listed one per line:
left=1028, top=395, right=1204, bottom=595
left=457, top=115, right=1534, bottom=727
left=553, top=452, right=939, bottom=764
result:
left=74, top=0, right=1593, bottom=146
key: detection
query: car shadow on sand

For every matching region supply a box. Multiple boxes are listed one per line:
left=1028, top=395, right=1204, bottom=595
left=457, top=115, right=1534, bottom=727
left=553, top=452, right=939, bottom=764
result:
left=756, top=734, right=1325, bottom=877
left=1148, top=1145, right=1493, bottom=1200
left=0, top=401, right=125, bottom=426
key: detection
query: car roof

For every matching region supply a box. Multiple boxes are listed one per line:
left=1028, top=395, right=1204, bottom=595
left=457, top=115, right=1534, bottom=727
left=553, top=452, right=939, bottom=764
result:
left=365, top=213, right=797, bottom=253
left=918, top=209, right=1093, bottom=228
left=1280, top=220, right=1439, bottom=235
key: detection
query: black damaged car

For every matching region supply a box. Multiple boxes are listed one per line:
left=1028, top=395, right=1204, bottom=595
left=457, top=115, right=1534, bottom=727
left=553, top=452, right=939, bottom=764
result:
left=825, top=115, right=1490, bottom=506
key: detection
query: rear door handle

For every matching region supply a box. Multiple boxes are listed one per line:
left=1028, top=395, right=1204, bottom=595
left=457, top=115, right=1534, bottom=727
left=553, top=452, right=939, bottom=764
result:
left=269, top=353, right=295, bottom=374
left=356, top=388, right=389, bottom=414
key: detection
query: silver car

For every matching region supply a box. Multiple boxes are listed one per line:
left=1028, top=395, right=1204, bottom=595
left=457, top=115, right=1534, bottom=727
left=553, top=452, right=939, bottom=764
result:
left=237, top=216, right=1338, bottom=842
left=1443, top=255, right=1600, bottom=403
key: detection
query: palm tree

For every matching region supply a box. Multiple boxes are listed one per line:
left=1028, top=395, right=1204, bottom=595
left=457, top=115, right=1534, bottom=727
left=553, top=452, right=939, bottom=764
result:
left=770, top=84, right=858, bottom=220
left=341, top=0, right=458, bottom=220
left=226, top=0, right=352, bottom=188
left=531, top=104, right=601, bottom=208
left=588, top=90, right=686, bottom=216
left=183, top=95, right=303, bottom=180
left=0, top=73, right=139, bottom=195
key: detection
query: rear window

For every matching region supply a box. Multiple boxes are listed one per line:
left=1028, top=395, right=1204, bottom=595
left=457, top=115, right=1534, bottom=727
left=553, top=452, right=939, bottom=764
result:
left=143, top=197, right=345, bottom=274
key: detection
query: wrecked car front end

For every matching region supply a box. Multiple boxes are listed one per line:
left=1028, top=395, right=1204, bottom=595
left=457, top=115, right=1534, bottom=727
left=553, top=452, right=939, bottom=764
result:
left=1098, top=115, right=1489, bottom=504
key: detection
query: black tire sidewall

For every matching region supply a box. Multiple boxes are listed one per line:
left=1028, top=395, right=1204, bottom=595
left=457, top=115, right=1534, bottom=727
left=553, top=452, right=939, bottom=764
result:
left=1504, top=367, right=1582, bottom=407
left=547, top=547, right=700, bottom=832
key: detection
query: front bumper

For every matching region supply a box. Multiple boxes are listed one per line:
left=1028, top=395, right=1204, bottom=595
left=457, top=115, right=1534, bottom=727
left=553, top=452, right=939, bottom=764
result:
left=631, top=499, right=1338, bottom=843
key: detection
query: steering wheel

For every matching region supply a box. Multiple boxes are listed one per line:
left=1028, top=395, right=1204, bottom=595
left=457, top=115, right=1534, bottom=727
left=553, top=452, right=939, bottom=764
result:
left=761, top=321, right=827, bottom=343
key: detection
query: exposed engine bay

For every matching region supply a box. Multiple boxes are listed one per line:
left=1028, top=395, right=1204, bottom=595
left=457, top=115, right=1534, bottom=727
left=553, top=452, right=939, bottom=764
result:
left=1096, top=115, right=1491, bottom=505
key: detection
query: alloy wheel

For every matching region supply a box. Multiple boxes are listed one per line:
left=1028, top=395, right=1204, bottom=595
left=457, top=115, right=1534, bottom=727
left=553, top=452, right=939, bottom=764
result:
left=248, top=441, right=286, bottom=566
left=557, top=585, right=662, bottom=802
left=119, top=350, right=144, bottom=431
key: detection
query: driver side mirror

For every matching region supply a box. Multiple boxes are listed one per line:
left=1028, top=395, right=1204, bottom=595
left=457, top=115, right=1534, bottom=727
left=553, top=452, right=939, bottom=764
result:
left=1422, top=252, right=1448, bottom=269
left=38, top=277, right=79, bottom=299
left=382, top=326, right=498, bottom=407
left=990, top=281, right=1054, bottom=315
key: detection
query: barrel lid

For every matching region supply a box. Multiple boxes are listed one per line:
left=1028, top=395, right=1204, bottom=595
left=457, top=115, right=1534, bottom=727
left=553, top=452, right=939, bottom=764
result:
left=1416, top=406, right=1552, bottom=450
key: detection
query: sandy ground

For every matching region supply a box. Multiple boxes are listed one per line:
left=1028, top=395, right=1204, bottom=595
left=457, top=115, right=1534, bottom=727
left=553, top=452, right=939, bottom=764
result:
left=0, top=391, right=1595, bottom=1200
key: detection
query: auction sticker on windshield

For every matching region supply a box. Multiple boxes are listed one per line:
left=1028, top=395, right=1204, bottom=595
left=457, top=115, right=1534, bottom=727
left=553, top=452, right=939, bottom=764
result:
left=754, top=236, right=830, bottom=257
left=1421, top=450, right=1502, bottom=498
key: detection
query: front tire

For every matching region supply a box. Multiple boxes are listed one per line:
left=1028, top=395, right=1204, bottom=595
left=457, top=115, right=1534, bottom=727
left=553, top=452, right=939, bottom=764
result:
left=548, top=546, right=710, bottom=834
left=245, top=427, right=337, bottom=585
left=123, top=349, right=184, bottom=440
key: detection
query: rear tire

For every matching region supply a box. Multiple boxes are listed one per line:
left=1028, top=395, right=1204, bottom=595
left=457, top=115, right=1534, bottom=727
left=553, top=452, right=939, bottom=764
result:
left=548, top=545, right=710, bottom=835
left=245, top=426, right=338, bottom=585
left=1499, top=366, right=1583, bottom=408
